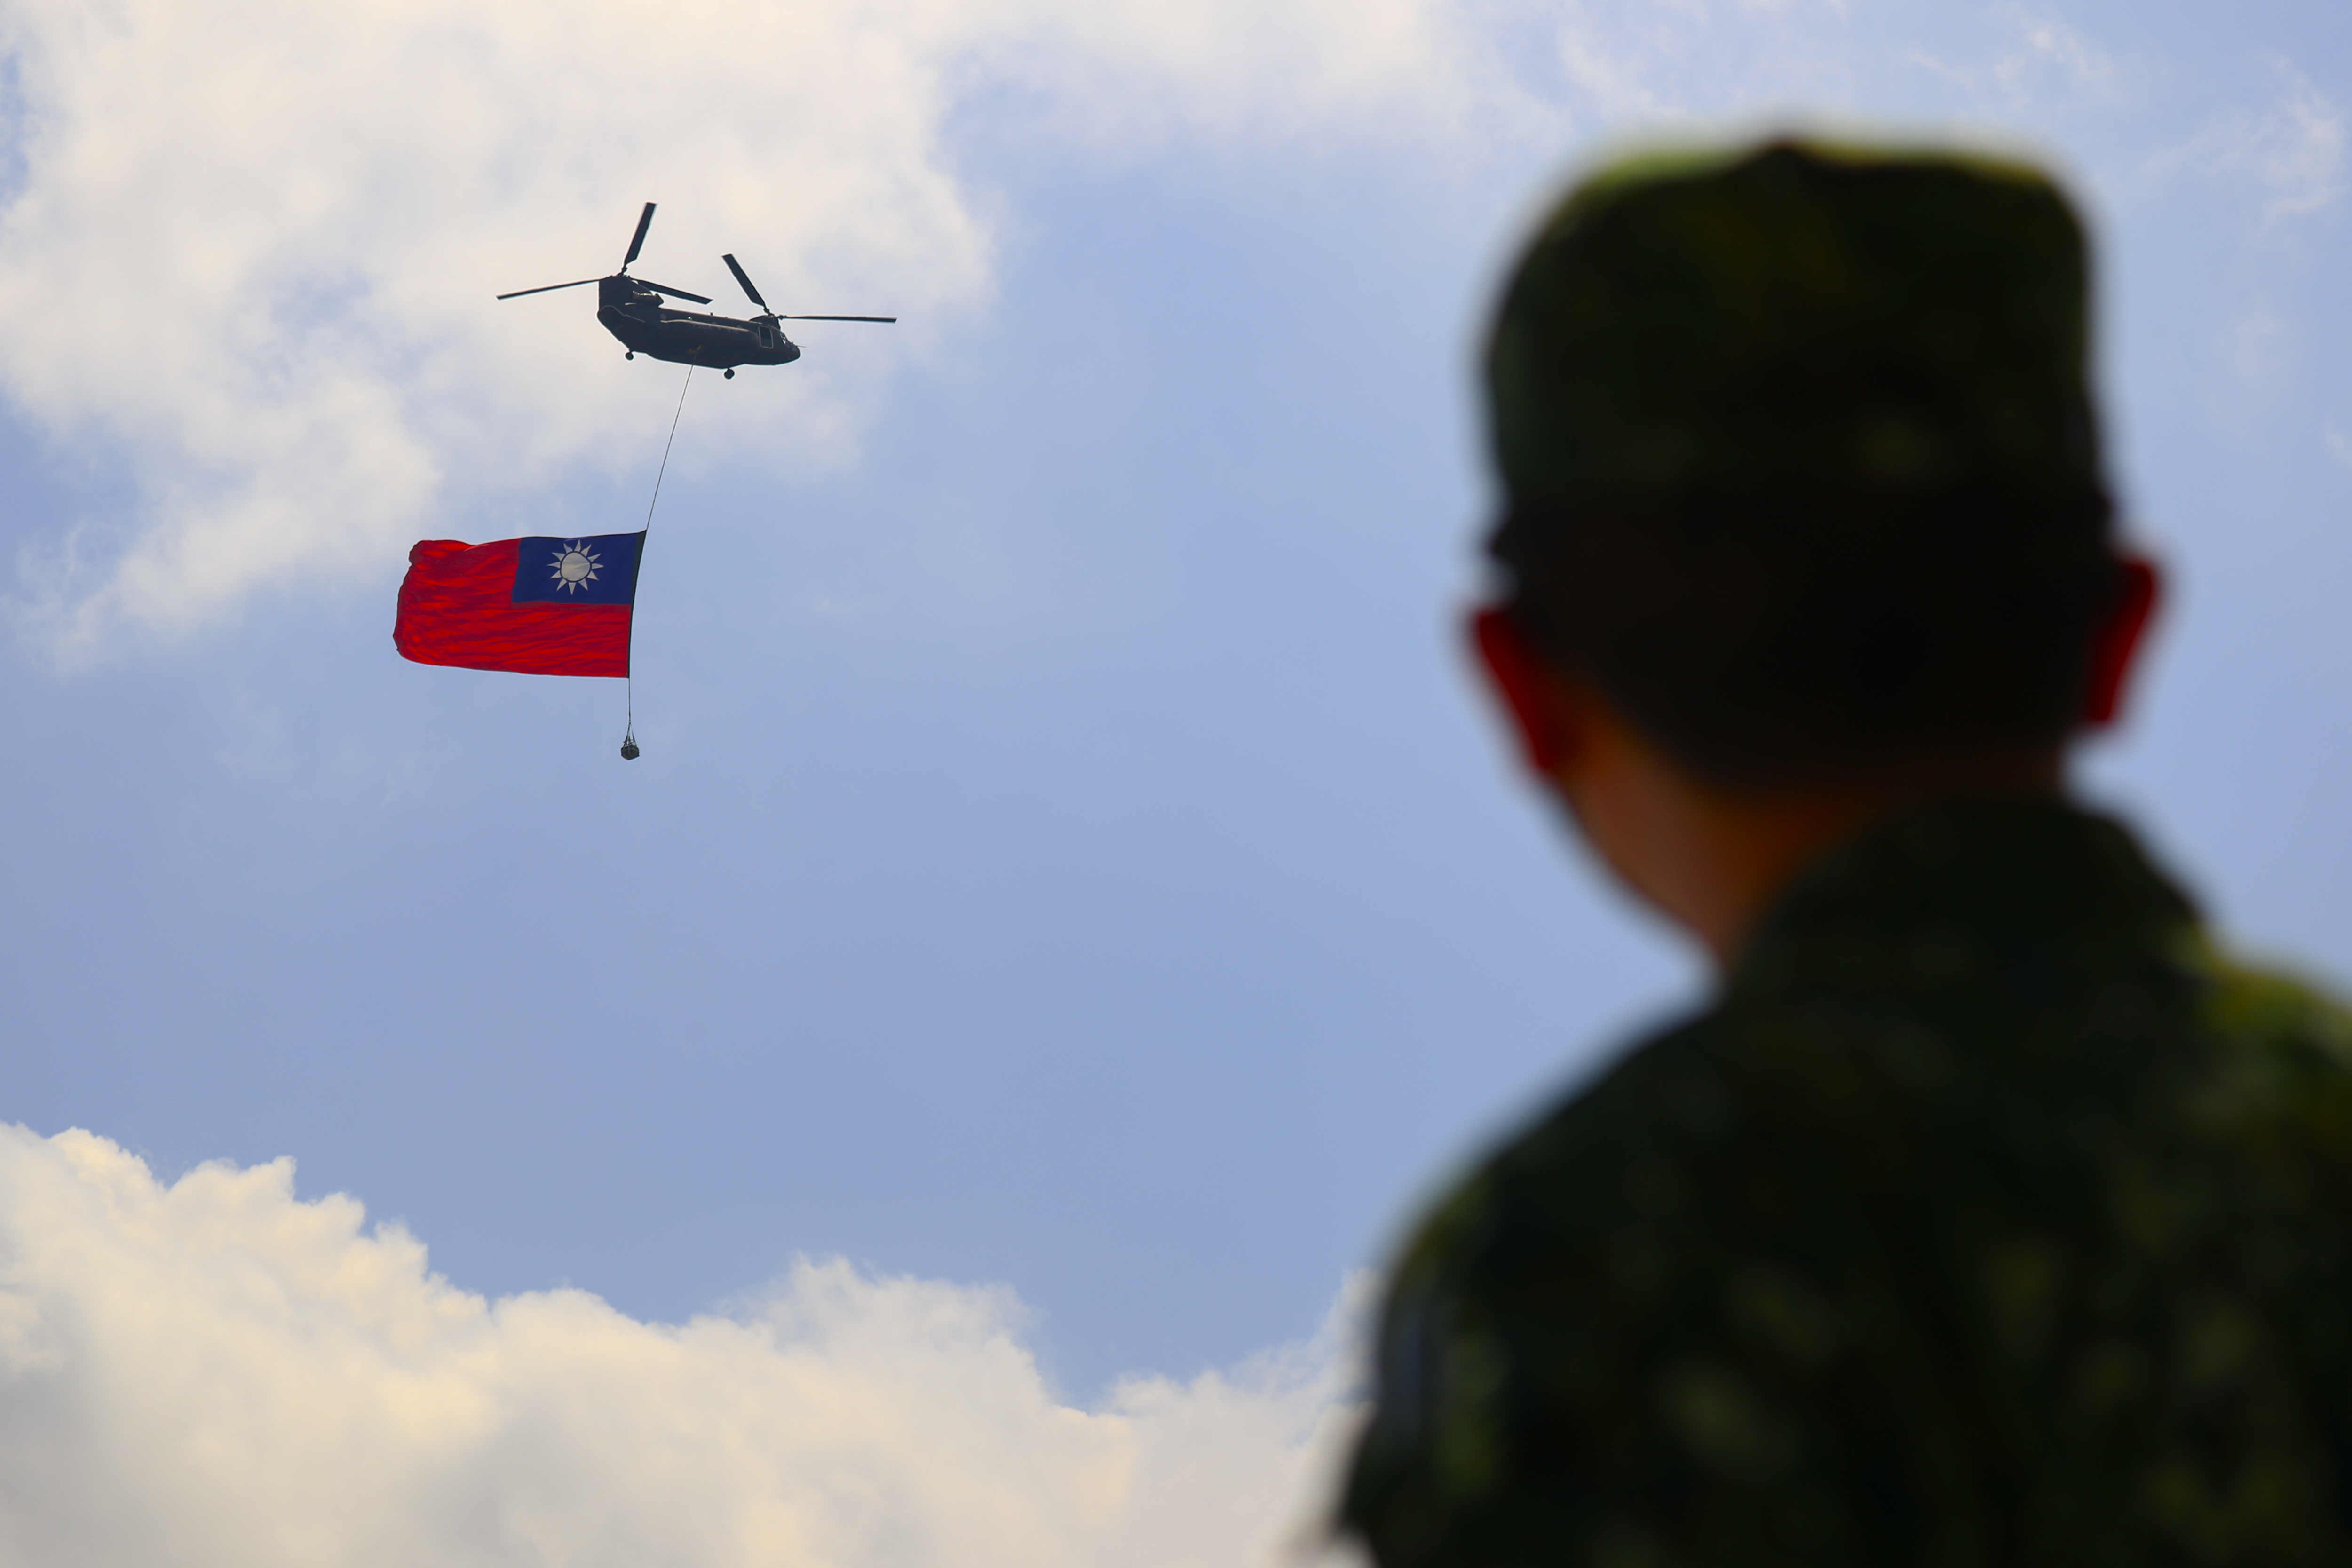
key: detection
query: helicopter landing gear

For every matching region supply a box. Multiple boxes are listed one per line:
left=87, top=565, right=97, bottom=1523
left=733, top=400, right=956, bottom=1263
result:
left=625, top=351, right=634, bottom=360
left=723, top=368, right=735, bottom=379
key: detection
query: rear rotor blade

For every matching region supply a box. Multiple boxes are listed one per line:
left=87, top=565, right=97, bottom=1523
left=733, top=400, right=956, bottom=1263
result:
left=779, top=314, right=897, bottom=323
left=623, top=202, right=656, bottom=267
left=721, top=254, right=767, bottom=311
left=496, top=277, right=600, bottom=300
left=636, top=279, right=713, bottom=305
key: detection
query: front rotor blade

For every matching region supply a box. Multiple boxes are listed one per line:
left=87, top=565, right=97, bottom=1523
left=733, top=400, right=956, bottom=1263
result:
left=781, top=314, right=898, bottom=323
left=495, top=277, right=600, bottom=300
left=636, top=278, right=713, bottom=305
left=623, top=202, right=656, bottom=267
left=721, top=254, right=768, bottom=310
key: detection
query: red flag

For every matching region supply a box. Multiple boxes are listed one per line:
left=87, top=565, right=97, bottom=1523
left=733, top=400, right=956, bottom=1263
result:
left=394, top=534, right=641, bottom=677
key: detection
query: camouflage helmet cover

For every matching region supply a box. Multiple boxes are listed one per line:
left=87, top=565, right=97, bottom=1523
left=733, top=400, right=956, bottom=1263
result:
left=1485, top=138, right=2107, bottom=514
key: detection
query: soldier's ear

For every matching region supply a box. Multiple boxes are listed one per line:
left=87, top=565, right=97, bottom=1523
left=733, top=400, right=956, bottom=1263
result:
left=2081, top=555, right=2161, bottom=729
left=1469, top=605, right=1587, bottom=778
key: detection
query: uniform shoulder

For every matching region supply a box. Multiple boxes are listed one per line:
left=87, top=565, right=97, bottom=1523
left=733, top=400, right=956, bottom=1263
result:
left=2194, top=947, right=2352, bottom=1128
left=1344, top=1014, right=1726, bottom=1557
left=2203, top=949, right=2352, bottom=1055
left=1391, top=1010, right=1726, bottom=1289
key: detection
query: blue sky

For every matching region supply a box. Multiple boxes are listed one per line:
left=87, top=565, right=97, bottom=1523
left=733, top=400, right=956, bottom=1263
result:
left=2, top=1, right=2349, bottom=1562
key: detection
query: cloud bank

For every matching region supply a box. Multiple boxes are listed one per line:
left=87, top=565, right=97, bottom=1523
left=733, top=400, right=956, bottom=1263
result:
left=0, top=0, right=1509, bottom=654
left=0, top=0, right=2337, bottom=652
left=0, top=1125, right=1365, bottom=1568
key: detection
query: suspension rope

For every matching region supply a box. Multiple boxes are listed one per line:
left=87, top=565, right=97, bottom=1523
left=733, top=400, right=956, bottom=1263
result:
left=644, top=364, right=695, bottom=530
left=623, top=364, right=695, bottom=760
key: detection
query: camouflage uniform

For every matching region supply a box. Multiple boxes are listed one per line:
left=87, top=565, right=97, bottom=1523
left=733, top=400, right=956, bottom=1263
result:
left=1342, top=800, right=2352, bottom=1565
left=1343, top=143, right=2352, bottom=1565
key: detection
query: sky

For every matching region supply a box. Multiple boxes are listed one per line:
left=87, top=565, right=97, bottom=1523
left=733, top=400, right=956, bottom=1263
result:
left=3, top=1, right=2350, bottom=1564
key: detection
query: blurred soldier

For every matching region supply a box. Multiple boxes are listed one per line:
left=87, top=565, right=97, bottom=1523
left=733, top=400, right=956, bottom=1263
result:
left=1340, top=140, right=2352, bottom=1566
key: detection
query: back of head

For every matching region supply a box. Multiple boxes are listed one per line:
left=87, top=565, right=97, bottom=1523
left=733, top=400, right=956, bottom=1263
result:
left=1486, top=139, right=2118, bottom=791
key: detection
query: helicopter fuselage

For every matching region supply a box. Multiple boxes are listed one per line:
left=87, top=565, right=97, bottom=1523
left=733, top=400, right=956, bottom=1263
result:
left=595, top=276, right=799, bottom=370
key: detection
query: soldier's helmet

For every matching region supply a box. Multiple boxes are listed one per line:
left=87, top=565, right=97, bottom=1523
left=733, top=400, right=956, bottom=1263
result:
left=1484, top=140, right=2117, bottom=789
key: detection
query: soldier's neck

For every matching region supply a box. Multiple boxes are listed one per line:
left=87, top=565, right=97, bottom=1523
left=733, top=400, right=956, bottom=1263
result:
left=1555, top=724, right=2066, bottom=967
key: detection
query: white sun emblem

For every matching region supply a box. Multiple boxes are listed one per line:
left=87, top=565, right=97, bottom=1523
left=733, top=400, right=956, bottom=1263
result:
left=549, top=540, right=602, bottom=594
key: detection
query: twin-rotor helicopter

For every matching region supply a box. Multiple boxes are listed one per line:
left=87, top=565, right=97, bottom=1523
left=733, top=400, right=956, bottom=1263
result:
left=497, top=203, right=894, bottom=377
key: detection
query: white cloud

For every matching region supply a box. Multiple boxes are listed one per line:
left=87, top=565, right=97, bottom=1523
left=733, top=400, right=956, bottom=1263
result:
left=1995, top=6, right=2116, bottom=92
left=1, top=0, right=2300, bottom=657
left=0, top=0, right=1511, bottom=658
left=0, top=1124, right=1368, bottom=1568
left=2220, top=295, right=2291, bottom=391
left=1899, top=6, right=2119, bottom=124
left=2243, top=61, right=2351, bottom=220
left=2143, top=56, right=2349, bottom=222
left=1543, top=0, right=1865, bottom=131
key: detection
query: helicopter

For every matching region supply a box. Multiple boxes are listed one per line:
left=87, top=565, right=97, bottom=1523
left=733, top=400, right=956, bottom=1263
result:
left=497, top=203, right=895, bottom=378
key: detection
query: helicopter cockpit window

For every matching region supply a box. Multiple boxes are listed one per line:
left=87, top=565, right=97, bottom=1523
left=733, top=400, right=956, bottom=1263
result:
left=756, top=326, right=774, bottom=349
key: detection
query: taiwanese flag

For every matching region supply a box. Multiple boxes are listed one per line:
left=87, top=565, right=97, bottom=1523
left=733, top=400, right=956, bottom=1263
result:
left=395, top=532, right=645, bottom=677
